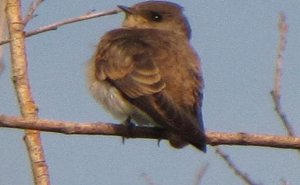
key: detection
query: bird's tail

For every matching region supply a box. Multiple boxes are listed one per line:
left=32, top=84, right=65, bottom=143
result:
left=128, top=93, right=207, bottom=152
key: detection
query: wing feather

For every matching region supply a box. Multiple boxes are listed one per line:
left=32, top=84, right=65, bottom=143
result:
left=95, top=30, right=165, bottom=98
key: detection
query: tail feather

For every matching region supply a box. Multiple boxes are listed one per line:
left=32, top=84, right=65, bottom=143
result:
left=126, top=92, right=206, bottom=152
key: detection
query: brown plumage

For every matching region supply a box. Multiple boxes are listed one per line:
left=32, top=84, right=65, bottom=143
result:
left=86, top=1, right=206, bottom=151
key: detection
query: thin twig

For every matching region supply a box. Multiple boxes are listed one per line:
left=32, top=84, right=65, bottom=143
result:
left=23, top=0, right=44, bottom=26
left=0, top=8, right=120, bottom=45
left=193, top=163, right=209, bottom=185
left=270, top=13, right=295, bottom=138
left=1, top=115, right=300, bottom=150
left=215, top=147, right=260, bottom=185
left=141, top=173, right=157, bottom=185
left=5, top=1, right=50, bottom=185
left=280, top=179, right=289, bottom=185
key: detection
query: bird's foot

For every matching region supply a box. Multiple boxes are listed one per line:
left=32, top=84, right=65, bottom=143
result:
left=122, top=117, right=135, bottom=144
left=154, top=127, right=164, bottom=148
left=157, top=138, right=162, bottom=147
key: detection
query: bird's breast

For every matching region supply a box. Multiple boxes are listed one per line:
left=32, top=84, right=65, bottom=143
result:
left=90, top=80, right=158, bottom=126
left=89, top=78, right=133, bottom=121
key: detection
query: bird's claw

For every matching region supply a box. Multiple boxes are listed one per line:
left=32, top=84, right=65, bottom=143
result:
left=122, top=117, right=135, bottom=144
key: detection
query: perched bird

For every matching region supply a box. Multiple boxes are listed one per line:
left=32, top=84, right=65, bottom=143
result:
left=86, top=1, right=206, bottom=152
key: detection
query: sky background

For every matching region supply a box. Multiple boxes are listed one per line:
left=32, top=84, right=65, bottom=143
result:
left=1, top=1, right=300, bottom=185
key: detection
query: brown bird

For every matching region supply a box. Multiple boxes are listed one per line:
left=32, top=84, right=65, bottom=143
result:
left=86, top=1, right=206, bottom=152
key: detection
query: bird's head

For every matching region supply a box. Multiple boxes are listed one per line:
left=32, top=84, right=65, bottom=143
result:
left=118, top=1, right=192, bottom=39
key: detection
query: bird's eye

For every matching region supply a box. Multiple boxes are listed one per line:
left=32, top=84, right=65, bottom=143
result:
left=149, top=11, right=163, bottom=22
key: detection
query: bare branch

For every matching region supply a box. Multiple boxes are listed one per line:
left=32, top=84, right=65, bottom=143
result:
left=0, top=0, right=7, bottom=75
left=0, top=8, right=120, bottom=45
left=193, top=163, right=209, bottom=185
left=280, top=179, right=290, bottom=185
left=208, top=131, right=300, bottom=149
left=215, top=147, right=260, bottom=185
left=141, top=173, right=158, bottom=185
left=5, top=0, right=49, bottom=184
left=23, top=0, right=44, bottom=26
left=272, top=13, right=287, bottom=99
left=270, top=12, right=294, bottom=137
left=1, top=115, right=300, bottom=150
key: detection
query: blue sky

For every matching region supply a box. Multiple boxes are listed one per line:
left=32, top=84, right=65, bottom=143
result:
left=1, top=1, right=300, bottom=185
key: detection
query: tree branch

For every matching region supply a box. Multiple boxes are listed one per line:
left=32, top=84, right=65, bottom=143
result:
left=0, top=0, right=7, bottom=75
left=193, top=163, right=209, bottom=185
left=0, top=115, right=300, bottom=150
left=23, top=0, right=44, bottom=26
left=141, top=173, right=157, bottom=185
left=270, top=12, right=295, bottom=137
left=5, top=1, right=50, bottom=185
left=215, top=147, right=259, bottom=185
left=0, top=8, right=119, bottom=45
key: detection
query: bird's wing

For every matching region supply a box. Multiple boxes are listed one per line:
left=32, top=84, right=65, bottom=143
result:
left=95, top=31, right=166, bottom=98
left=95, top=29, right=206, bottom=151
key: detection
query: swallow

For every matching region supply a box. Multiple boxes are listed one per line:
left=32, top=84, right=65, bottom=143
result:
left=86, top=1, right=206, bottom=151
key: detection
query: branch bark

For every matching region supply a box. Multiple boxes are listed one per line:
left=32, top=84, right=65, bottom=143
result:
left=5, top=1, right=50, bottom=185
left=0, top=0, right=7, bottom=75
left=0, top=115, right=300, bottom=150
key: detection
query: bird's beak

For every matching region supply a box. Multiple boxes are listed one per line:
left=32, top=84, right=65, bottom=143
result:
left=117, top=5, right=134, bottom=14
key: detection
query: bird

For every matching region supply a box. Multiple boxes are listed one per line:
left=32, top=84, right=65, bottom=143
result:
left=86, top=1, right=206, bottom=152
